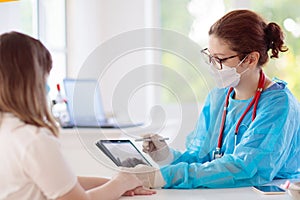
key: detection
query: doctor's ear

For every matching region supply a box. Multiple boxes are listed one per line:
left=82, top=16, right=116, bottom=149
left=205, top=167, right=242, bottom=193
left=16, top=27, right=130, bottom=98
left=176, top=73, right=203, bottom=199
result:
left=246, top=52, right=260, bottom=68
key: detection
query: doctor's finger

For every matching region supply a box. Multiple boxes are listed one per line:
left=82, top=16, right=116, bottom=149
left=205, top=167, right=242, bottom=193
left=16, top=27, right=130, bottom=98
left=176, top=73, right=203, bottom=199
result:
left=142, top=141, right=150, bottom=153
left=147, top=142, right=156, bottom=152
left=150, top=134, right=166, bottom=147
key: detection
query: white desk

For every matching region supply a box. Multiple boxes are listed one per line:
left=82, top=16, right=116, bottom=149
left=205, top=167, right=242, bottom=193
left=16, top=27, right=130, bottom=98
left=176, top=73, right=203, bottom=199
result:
left=60, top=128, right=293, bottom=200
left=121, top=187, right=291, bottom=200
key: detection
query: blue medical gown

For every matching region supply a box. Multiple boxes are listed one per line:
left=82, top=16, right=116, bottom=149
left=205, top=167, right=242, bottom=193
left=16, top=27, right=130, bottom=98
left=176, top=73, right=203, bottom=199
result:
left=161, top=80, right=300, bottom=188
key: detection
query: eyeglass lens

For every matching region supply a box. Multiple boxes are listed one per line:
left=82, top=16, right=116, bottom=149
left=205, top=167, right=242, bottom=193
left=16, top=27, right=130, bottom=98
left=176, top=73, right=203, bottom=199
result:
left=201, top=49, right=222, bottom=70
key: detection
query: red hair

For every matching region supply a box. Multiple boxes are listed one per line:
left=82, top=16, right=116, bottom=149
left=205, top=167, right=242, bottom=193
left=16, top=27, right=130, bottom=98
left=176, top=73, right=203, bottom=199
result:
left=209, top=9, right=288, bottom=66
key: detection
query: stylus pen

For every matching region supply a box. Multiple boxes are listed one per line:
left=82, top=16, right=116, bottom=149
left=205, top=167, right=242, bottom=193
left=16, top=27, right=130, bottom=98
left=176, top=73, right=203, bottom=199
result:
left=134, top=137, right=169, bottom=142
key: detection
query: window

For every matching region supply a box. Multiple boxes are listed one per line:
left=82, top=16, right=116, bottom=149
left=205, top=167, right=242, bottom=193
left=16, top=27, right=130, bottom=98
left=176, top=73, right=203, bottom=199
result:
left=0, top=0, right=66, bottom=100
left=161, top=0, right=300, bottom=102
left=0, top=0, right=37, bottom=36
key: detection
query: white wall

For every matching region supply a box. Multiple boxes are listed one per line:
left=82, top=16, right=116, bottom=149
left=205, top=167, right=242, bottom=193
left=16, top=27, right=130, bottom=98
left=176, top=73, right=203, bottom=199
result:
left=66, top=0, right=147, bottom=76
left=66, top=0, right=159, bottom=122
left=65, top=1, right=200, bottom=151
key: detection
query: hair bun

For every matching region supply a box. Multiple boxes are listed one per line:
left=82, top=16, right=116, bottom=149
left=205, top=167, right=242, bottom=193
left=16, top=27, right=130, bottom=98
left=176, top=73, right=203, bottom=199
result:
left=265, top=23, right=278, bottom=49
left=264, top=22, right=288, bottom=58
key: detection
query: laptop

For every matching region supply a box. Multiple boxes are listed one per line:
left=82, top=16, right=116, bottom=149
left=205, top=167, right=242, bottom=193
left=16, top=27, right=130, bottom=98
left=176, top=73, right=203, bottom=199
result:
left=63, top=78, right=142, bottom=128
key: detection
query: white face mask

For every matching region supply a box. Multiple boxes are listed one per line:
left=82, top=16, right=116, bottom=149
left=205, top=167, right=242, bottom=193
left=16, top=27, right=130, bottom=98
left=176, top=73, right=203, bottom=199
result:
left=209, top=56, right=248, bottom=88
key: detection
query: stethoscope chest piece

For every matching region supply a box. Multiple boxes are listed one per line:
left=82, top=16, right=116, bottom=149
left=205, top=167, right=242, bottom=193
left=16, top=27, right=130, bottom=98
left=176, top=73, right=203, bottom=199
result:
left=213, top=148, right=223, bottom=159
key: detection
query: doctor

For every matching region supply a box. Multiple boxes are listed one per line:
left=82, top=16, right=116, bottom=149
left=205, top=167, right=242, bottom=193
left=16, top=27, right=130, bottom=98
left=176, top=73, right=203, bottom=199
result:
left=142, top=9, right=300, bottom=188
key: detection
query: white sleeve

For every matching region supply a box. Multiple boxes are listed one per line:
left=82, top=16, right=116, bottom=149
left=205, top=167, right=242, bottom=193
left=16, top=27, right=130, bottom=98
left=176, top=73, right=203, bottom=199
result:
left=22, top=130, right=77, bottom=199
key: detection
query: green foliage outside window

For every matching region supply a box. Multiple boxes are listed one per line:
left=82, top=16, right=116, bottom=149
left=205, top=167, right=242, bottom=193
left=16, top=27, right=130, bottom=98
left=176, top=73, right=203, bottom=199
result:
left=161, top=0, right=300, bottom=102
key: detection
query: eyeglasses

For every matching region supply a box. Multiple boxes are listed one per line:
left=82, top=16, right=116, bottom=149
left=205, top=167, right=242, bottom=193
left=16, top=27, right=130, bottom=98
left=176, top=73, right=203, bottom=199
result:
left=201, top=48, right=240, bottom=70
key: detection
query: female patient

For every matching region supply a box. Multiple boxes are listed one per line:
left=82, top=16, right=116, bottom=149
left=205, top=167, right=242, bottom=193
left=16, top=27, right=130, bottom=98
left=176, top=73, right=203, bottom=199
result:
left=0, top=31, right=155, bottom=200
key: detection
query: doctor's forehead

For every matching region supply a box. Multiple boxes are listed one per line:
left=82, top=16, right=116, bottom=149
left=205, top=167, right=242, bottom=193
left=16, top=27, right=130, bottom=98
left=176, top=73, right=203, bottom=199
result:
left=208, top=35, right=234, bottom=56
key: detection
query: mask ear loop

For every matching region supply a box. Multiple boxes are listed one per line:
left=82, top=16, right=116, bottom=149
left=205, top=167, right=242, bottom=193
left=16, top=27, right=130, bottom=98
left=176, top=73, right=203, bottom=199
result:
left=238, top=54, right=249, bottom=65
left=235, top=54, right=250, bottom=73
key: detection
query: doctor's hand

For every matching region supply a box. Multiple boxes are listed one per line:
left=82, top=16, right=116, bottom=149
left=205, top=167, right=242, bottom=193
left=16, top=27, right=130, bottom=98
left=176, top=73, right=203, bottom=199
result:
left=113, top=171, right=156, bottom=197
left=142, top=134, right=171, bottom=163
left=120, top=164, right=166, bottom=189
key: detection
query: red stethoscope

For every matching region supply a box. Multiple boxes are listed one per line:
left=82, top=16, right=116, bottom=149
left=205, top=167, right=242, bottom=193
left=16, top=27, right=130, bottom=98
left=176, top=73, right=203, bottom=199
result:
left=213, top=70, right=266, bottom=159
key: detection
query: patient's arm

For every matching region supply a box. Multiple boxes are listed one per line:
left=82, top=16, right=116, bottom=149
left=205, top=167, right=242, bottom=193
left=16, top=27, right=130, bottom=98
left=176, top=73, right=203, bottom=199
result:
left=57, top=173, right=155, bottom=200
left=77, top=176, right=109, bottom=190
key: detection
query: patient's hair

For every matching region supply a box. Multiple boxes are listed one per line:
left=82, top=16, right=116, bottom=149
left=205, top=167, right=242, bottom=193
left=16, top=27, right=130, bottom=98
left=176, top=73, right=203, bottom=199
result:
left=0, top=31, right=58, bottom=136
left=209, top=9, right=288, bottom=66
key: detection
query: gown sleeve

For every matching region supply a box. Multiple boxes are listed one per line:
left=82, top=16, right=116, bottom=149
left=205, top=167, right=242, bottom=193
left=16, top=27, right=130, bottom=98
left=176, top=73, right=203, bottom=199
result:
left=168, top=90, right=220, bottom=165
left=161, top=89, right=300, bottom=188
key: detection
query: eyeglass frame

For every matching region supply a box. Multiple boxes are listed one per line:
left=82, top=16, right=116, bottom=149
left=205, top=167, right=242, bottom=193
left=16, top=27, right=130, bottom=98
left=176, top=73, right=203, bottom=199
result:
left=201, top=48, right=246, bottom=70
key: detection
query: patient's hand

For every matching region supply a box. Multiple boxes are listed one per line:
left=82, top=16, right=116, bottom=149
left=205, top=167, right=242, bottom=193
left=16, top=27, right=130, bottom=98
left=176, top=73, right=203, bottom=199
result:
left=123, top=186, right=156, bottom=196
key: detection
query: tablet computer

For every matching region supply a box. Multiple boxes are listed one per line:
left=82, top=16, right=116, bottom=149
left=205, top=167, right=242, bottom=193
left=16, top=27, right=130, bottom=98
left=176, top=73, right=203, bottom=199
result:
left=95, top=139, right=152, bottom=167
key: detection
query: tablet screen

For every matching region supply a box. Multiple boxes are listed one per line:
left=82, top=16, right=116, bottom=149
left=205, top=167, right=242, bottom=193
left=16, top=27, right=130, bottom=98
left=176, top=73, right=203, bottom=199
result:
left=96, top=140, right=152, bottom=167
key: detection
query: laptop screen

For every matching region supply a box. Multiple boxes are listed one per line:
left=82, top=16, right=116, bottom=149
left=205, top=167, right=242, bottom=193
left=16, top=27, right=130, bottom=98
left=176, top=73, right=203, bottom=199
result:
left=63, top=79, right=107, bottom=126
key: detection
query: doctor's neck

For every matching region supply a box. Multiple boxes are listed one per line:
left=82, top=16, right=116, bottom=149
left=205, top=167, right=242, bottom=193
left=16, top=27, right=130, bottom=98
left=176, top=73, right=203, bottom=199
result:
left=233, top=68, right=272, bottom=100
